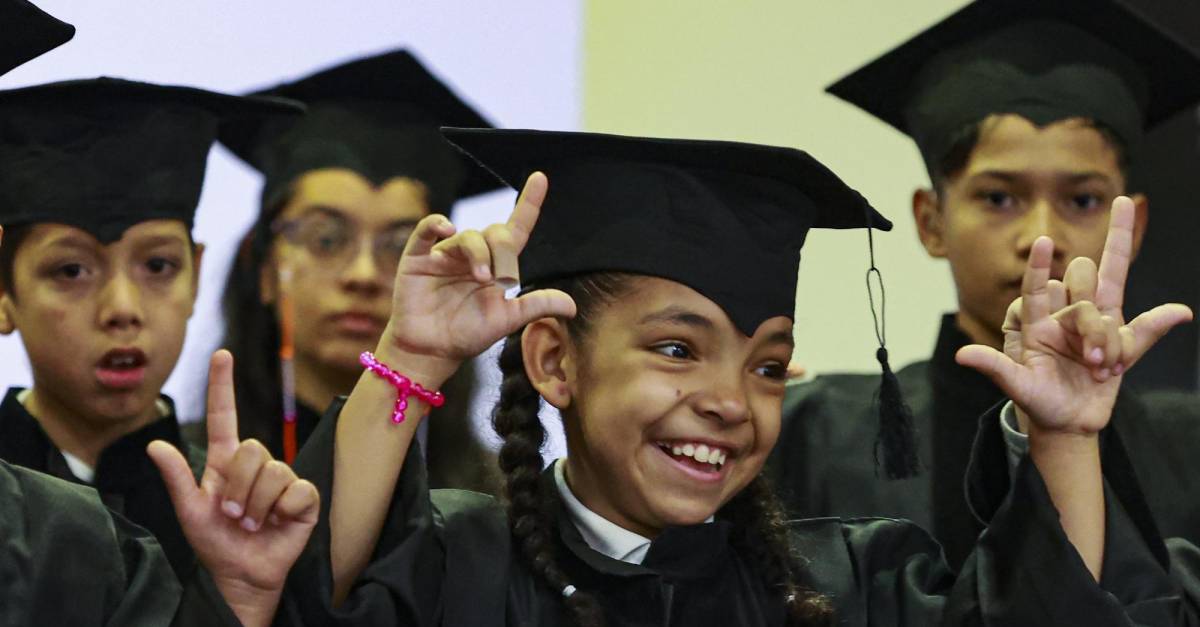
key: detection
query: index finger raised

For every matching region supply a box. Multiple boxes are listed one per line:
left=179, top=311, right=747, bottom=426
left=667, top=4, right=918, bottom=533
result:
left=1095, top=196, right=1136, bottom=312
left=506, top=172, right=548, bottom=252
left=206, top=350, right=239, bottom=449
left=1020, top=236, right=1055, bottom=324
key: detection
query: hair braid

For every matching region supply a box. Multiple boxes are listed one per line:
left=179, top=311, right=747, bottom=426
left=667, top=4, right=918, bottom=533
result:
left=720, top=475, right=832, bottom=626
left=493, top=332, right=604, bottom=627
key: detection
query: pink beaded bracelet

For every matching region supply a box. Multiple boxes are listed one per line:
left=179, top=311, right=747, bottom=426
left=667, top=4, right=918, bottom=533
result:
left=359, top=351, right=446, bottom=424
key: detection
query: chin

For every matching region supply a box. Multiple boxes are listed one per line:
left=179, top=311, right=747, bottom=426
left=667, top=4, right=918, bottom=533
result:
left=651, top=496, right=722, bottom=528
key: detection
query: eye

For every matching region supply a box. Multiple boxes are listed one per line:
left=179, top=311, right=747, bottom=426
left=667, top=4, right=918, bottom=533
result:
left=755, top=362, right=788, bottom=381
left=1069, top=194, right=1104, bottom=213
left=976, top=189, right=1017, bottom=210
left=651, top=342, right=693, bottom=360
left=145, top=257, right=179, bottom=275
left=54, top=263, right=89, bottom=280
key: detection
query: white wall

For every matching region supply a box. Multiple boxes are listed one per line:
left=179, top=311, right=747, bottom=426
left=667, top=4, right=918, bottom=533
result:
left=0, top=0, right=582, bottom=455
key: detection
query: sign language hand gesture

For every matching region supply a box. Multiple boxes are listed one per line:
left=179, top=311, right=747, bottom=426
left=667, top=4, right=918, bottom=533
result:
left=956, top=197, right=1192, bottom=434
left=147, top=350, right=319, bottom=627
left=380, top=172, right=577, bottom=384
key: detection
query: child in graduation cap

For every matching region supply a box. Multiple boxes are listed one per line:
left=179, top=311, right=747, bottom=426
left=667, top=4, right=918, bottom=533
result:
left=273, top=128, right=1200, bottom=626
left=768, top=0, right=1200, bottom=569
left=0, top=3, right=320, bottom=626
left=0, top=74, right=323, bottom=581
left=215, top=50, right=501, bottom=491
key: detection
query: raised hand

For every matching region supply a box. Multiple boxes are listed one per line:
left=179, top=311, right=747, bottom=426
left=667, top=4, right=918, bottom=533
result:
left=147, top=350, right=319, bottom=627
left=956, top=197, right=1192, bottom=434
left=380, top=172, right=577, bottom=382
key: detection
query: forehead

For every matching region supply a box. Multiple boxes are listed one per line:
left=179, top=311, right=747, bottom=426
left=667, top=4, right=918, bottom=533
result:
left=600, top=275, right=794, bottom=341
left=16, top=219, right=190, bottom=256
left=963, top=114, right=1122, bottom=178
left=284, top=168, right=429, bottom=224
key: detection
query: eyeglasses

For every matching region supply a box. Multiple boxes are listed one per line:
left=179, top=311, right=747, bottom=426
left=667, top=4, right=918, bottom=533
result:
left=272, top=212, right=416, bottom=275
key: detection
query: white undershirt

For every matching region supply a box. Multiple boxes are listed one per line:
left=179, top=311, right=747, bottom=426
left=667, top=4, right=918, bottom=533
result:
left=553, top=459, right=654, bottom=565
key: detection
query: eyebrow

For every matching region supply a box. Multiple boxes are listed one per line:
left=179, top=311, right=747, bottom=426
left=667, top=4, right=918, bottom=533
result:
left=38, top=234, right=98, bottom=253
left=970, top=170, right=1114, bottom=185
left=638, top=306, right=715, bottom=330
left=134, top=233, right=189, bottom=249
left=760, top=330, right=795, bottom=348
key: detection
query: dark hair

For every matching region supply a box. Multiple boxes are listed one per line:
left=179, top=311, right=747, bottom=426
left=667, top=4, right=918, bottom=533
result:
left=491, top=272, right=830, bottom=626
left=0, top=223, right=33, bottom=300
left=222, top=190, right=499, bottom=493
left=930, top=116, right=1131, bottom=191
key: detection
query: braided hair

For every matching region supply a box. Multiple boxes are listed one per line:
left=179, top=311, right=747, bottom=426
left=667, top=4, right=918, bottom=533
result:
left=491, top=272, right=830, bottom=626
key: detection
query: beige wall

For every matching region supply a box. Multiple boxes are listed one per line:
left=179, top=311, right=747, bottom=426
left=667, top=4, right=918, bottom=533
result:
left=583, top=0, right=971, bottom=375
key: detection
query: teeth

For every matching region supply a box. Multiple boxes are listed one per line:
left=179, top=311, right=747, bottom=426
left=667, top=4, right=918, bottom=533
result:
left=661, top=441, right=729, bottom=468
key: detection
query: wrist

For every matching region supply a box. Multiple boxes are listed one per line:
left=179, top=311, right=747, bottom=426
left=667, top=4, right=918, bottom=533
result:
left=211, top=576, right=281, bottom=627
left=374, top=332, right=459, bottom=390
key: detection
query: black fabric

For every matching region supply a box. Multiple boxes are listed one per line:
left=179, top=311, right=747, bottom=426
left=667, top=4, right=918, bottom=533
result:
left=827, top=0, right=1200, bottom=173
left=0, top=77, right=301, bottom=243
left=218, top=49, right=500, bottom=213
left=0, top=387, right=207, bottom=579
left=768, top=313, right=1200, bottom=571
left=0, top=459, right=180, bottom=625
left=442, top=128, right=892, bottom=337
left=0, top=0, right=73, bottom=76
left=278, top=397, right=1200, bottom=626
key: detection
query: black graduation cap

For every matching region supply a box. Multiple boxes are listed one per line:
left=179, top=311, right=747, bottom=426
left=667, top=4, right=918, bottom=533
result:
left=444, top=128, right=921, bottom=478
left=0, top=78, right=303, bottom=243
left=0, top=0, right=74, bottom=76
left=828, top=0, right=1200, bottom=174
left=218, top=49, right=502, bottom=214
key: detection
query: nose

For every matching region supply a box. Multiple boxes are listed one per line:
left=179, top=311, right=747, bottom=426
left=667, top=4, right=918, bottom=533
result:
left=97, top=272, right=143, bottom=332
left=694, top=377, right=751, bottom=425
left=1015, top=199, right=1066, bottom=266
left=339, top=234, right=385, bottom=296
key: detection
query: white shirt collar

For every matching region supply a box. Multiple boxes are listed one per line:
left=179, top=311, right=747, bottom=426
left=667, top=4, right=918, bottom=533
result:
left=553, top=458, right=653, bottom=565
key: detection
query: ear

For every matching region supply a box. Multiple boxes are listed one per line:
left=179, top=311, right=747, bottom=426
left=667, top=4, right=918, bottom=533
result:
left=1128, top=193, right=1149, bottom=261
left=912, top=187, right=948, bottom=258
left=0, top=290, right=15, bottom=335
left=187, top=242, right=206, bottom=312
left=520, top=318, right=574, bottom=410
left=259, top=254, right=279, bottom=306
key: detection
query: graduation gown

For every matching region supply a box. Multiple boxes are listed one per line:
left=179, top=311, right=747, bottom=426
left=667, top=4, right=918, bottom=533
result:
left=276, top=398, right=1200, bottom=626
left=0, top=458, right=246, bottom=626
left=768, top=313, right=1200, bottom=570
left=0, top=387, right=206, bottom=579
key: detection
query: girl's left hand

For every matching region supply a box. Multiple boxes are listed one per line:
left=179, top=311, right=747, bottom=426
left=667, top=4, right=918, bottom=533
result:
left=148, top=350, right=319, bottom=627
left=956, top=196, right=1193, bottom=434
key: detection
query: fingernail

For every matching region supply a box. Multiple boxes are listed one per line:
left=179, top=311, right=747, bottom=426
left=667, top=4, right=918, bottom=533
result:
left=1113, top=363, right=1125, bottom=375
left=476, top=265, right=492, bottom=280
left=268, top=513, right=281, bottom=526
left=222, top=500, right=243, bottom=518
left=1089, top=348, right=1103, bottom=363
left=240, top=517, right=261, bottom=532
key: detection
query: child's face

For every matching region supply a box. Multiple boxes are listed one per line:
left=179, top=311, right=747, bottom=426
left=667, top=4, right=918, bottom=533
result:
left=915, top=114, right=1146, bottom=341
left=561, top=277, right=792, bottom=536
left=265, top=168, right=429, bottom=375
left=0, top=220, right=199, bottom=425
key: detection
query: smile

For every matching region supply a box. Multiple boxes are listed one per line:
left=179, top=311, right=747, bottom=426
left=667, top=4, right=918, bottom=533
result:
left=655, top=440, right=728, bottom=471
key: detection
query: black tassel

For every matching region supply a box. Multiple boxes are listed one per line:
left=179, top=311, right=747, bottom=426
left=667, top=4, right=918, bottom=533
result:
left=874, top=347, right=920, bottom=479
left=863, top=215, right=920, bottom=479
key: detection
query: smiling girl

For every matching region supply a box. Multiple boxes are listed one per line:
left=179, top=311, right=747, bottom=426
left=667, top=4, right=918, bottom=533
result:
left=279, top=129, right=1199, bottom=626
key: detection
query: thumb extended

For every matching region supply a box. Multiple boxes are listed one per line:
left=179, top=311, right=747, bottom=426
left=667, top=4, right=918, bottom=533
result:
left=147, top=440, right=199, bottom=520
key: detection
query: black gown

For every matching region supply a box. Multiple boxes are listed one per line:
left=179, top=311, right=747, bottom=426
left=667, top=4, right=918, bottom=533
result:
left=276, top=399, right=1200, bottom=626
left=768, top=314, right=1200, bottom=570
left=0, top=387, right=206, bottom=579
left=0, top=458, right=244, bottom=626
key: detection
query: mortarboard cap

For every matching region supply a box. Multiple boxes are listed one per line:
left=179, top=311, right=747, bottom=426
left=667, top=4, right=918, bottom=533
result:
left=0, top=78, right=303, bottom=243
left=828, top=0, right=1200, bottom=175
left=442, top=127, right=891, bottom=337
left=0, top=0, right=73, bottom=76
left=219, top=49, right=502, bottom=214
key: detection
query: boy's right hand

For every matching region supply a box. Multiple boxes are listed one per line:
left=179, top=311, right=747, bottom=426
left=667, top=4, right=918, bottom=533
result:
left=379, top=172, right=577, bottom=384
